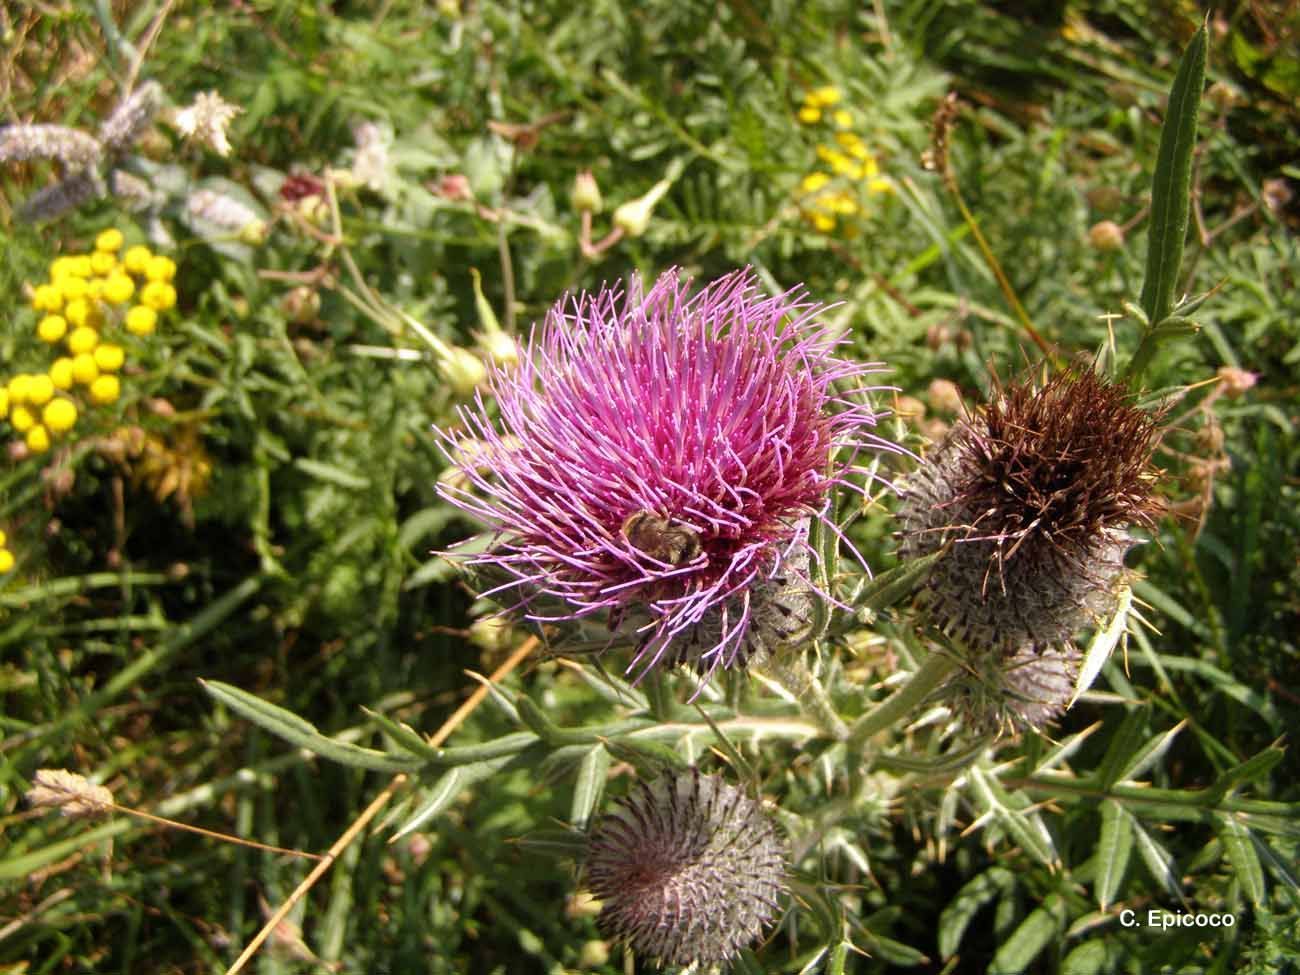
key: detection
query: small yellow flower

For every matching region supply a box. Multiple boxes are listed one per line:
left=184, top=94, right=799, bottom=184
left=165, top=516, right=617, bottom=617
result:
left=25, top=424, right=51, bottom=453
left=26, top=375, right=55, bottom=406
left=89, top=375, right=121, bottom=405
left=50, top=358, right=75, bottom=390
left=0, top=549, right=13, bottom=573
left=125, top=305, right=158, bottom=336
left=800, top=172, right=831, bottom=193
left=94, top=344, right=125, bottom=372
left=123, top=245, right=153, bottom=274
left=140, top=281, right=177, bottom=312
left=49, top=256, right=76, bottom=279
left=823, top=191, right=859, bottom=216
left=832, top=109, right=853, bottom=128
left=807, top=86, right=842, bottom=108
left=64, top=297, right=96, bottom=329
left=43, top=397, right=78, bottom=434
left=71, top=255, right=93, bottom=277
left=38, top=314, right=69, bottom=344
left=67, top=327, right=99, bottom=356
left=103, top=274, right=135, bottom=304
left=32, top=283, right=64, bottom=312
left=809, top=212, right=836, bottom=232
left=797, top=106, right=822, bottom=124
left=71, top=354, right=100, bottom=386
left=10, top=405, right=36, bottom=433
left=87, top=278, right=106, bottom=301
left=8, top=374, right=33, bottom=404
left=0, top=528, right=6, bottom=546
left=95, top=228, right=125, bottom=252
left=89, top=250, right=117, bottom=276
left=0, top=390, right=7, bottom=415
left=144, top=255, right=177, bottom=283
left=867, top=177, right=892, bottom=196
left=60, top=276, right=89, bottom=302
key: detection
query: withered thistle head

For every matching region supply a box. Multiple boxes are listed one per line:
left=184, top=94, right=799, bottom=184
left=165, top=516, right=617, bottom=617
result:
left=950, top=646, right=1082, bottom=735
left=585, top=769, right=787, bottom=968
left=900, top=368, right=1163, bottom=661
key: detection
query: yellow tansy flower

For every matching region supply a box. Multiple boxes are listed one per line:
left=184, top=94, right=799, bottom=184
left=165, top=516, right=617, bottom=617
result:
left=88, top=278, right=106, bottom=301
left=125, top=305, right=158, bottom=336
left=808, top=86, right=842, bottom=108
left=43, top=398, right=78, bottom=434
left=71, top=354, right=100, bottom=386
left=867, top=178, right=892, bottom=195
left=103, top=274, right=135, bottom=304
left=800, top=172, right=831, bottom=193
left=94, top=344, right=125, bottom=372
left=70, top=255, right=93, bottom=277
left=123, top=245, right=153, bottom=275
left=8, top=374, right=33, bottom=404
left=67, top=327, right=99, bottom=356
left=50, top=358, right=75, bottom=390
left=64, top=297, right=96, bottom=329
left=60, top=276, right=89, bottom=302
left=0, top=549, right=13, bottom=572
left=145, top=255, right=177, bottom=283
left=0, top=390, right=7, bottom=415
left=38, top=314, right=69, bottom=344
left=96, top=228, right=125, bottom=252
left=32, top=283, right=64, bottom=312
left=810, top=212, right=836, bottom=232
left=89, top=250, right=117, bottom=276
left=26, top=375, right=55, bottom=406
left=140, top=281, right=177, bottom=312
left=10, top=405, right=36, bottom=433
left=25, top=424, right=51, bottom=453
left=89, top=375, right=121, bottom=405
left=832, top=109, right=853, bottom=128
left=797, top=106, right=822, bottom=124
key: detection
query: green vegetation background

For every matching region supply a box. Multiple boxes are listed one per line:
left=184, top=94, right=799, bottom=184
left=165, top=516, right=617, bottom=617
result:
left=1, top=1, right=1297, bottom=972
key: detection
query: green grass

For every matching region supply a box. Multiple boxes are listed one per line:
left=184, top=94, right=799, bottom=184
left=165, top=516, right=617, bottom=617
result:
left=2, top=1, right=1297, bottom=972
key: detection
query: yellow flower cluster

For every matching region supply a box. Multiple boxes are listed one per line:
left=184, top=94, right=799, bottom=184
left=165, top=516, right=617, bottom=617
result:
left=0, top=529, right=13, bottom=574
left=6, top=229, right=178, bottom=455
left=795, top=86, right=893, bottom=235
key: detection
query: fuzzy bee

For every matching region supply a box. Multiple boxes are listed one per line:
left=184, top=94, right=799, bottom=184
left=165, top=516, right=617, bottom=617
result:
left=620, top=511, right=703, bottom=566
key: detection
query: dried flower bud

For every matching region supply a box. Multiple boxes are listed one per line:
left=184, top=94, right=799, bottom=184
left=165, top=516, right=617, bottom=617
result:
left=900, top=369, right=1163, bottom=660
left=571, top=169, right=603, bottom=214
left=1261, top=178, right=1293, bottom=216
left=585, top=769, right=786, bottom=968
left=170, top=90, right=242, bottom=157
left=25, top=768, right=114, bottom=818
left=925, top=322, right=952, bottom=351
left=927, top=378, right=963, bottom=415
left=1088, top=220, right=1125, bottom=252
left=1085, top=186, right=1124, bottom=214
left=280, top=286, right=321, bottom=324
left=468, top=616, right=515, bottom=653
left=1216, top=366, right=1258, bottom=398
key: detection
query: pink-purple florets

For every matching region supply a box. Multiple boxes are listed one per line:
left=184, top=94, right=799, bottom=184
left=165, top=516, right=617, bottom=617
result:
left=436, top=268, right=892, bottom=675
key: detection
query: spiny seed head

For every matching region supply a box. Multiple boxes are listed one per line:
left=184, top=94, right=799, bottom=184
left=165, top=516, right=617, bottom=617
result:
left=585, top=769, right=787, bottom=968
left=437, top=268, right=895, bottom=677
left=950, top=646, right=1081, bottom=735
left=900, top=368, right=1162, bottom=658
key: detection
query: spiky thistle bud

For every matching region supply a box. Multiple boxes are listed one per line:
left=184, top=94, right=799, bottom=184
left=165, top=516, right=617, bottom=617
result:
left=585, top=770, right=786, bottom=968
left=949, top=645, right=1082, bottom=734
left=900, top=368, right=1162, bottom=666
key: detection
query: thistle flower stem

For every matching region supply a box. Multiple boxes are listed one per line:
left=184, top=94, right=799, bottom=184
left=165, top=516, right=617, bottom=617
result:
left=846, top=651, right=961, bottom=751
left=759, top=656, right=848, bottom=740
left=643, top=670, right=678, bottom=721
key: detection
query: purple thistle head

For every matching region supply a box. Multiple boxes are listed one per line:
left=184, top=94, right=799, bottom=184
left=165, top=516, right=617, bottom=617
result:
left=437, top=268, right=892, bottom=676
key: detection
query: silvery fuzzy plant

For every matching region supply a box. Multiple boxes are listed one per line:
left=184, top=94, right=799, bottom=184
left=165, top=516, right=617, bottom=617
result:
left=195, top=25, right=1295, bottom=972
left=1, top=82, right=267, bottom=257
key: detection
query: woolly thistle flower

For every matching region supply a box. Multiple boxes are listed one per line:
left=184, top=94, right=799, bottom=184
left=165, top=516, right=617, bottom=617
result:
left=437, top=268, right=893, bottom=676
left=584, top=769, right=787, bottom=968
left=898, top=368, right=1163, bottom=727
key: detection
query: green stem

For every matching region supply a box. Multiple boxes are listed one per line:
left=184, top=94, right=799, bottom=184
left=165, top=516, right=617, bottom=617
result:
left=847, top=651, right=961, bottom=751
left=759, top=655, right=848, bottom=740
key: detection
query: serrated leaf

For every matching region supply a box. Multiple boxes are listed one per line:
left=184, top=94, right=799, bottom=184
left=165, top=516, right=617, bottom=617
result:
left=389, top=767, right=465, bottom=842
left=201, top=680, right=420, bottom=773
left=1132, top=820, right=1183, bottom=903
left=1094, top=706, right=1148, bottom=790
left=1218, top=815, right=1266, bottom=906
left=1096, top=800, right=1134, bottom=911
left=1071, top=585, right=1131, bottom=707
left=1139, top=21, right=1208, bottom=330
left=570, top=746, right=609, bottom=829
left=938, top=867, right=1016, bottom=958
left=989, top=893, right=1066, bottom=974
